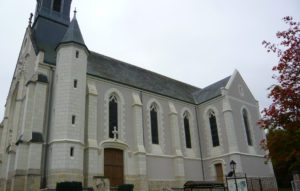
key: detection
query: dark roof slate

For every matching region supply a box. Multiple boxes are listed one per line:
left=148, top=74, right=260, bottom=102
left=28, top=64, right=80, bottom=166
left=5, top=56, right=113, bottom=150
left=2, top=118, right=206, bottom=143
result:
left=59, top=15, right=86, bottom=48
left=192, top=76, right=231, bottom=104
left=32, top=16, right=68, bottom=64
left=87, top=52, right=200, bottom=103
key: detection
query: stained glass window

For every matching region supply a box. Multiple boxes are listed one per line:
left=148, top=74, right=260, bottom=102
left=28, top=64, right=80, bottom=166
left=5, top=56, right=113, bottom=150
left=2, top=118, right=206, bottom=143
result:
left=150, top=104, right=159, bottom=144
left=243, top=109, right=252, bottom=145
left=184, top=112, right=192, bottom=148
left=209, top=111, right=220, bottom=147
left=109, top=95, right=118, bottom=138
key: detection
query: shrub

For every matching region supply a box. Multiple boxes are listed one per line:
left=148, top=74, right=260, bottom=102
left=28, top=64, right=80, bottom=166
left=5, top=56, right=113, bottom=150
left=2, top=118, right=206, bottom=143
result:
left=118, top=184, right=134, bottom=191
left=56, top=181, right=82, bottom=191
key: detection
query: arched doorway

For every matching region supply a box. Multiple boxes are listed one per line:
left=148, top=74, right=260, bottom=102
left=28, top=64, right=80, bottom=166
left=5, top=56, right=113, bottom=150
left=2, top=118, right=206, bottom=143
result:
left=104, top=148, right=124, bottom=187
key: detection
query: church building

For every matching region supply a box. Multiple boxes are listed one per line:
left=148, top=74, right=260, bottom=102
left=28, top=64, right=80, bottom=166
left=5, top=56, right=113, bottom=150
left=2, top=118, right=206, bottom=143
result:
left=0, top=0, right=276, bottom=190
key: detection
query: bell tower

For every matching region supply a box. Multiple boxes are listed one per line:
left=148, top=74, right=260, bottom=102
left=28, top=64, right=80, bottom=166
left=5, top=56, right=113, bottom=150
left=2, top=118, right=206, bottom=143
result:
left=47, top=11, right=89, bottom=187
left=34, top=0, right=72, bottom=25
left=32, top=0, right=73, bottom=65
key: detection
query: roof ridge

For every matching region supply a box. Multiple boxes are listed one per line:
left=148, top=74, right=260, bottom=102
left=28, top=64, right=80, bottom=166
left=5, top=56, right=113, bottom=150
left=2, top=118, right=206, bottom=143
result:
left=192, top=76, right=231, bottom=104
left=201, top=76, right=231, bottom=90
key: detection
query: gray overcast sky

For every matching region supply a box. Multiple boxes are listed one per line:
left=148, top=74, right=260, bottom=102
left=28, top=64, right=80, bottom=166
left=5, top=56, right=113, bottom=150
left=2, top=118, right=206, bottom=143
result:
left=0, top=0, right=299, bottom=119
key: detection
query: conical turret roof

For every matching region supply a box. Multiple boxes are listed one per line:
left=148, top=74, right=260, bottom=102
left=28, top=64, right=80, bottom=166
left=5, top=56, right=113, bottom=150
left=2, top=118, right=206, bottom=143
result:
left=58, top=13, right=87, bottom=49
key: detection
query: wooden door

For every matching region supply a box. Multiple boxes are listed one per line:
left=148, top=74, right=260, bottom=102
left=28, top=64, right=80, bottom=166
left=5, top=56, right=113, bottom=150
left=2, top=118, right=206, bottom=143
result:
left=215, top=163, right=224, bottom=182
left=104, top=148, right=124, bottom=187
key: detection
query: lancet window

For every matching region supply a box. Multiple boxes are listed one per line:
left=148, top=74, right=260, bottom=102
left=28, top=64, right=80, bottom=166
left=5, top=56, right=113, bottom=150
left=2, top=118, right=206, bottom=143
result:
left=209, top=111, right=220, bottom=147
left=150, top=103, right=159, bottom=144
left=183, top=112, right=192, bottom=148
left=109, top=94, right=118, bottom=139
left=242, top=109, right=252, bottom=146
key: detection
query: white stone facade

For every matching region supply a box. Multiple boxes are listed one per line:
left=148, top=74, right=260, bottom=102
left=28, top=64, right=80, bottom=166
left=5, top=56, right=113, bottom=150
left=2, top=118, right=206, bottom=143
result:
left=0, top=1, right=277, bottom=191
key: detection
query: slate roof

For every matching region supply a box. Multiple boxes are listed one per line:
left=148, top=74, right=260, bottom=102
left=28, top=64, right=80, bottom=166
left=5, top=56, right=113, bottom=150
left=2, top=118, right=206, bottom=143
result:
left=88, top=52, right=200, bottom=103
left=192, top=76, right=231, bottom=104
left=58, top=15, right=86, bottom=49
left=31, top=16, right=68, bottom=64
left=30, top=15, right=231, bottom=104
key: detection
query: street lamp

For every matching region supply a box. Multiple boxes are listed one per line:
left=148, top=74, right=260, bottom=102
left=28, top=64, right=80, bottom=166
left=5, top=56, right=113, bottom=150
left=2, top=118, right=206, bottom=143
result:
left=230, top=160, right=238, bottom=191
left=230, top=160, right=236, bottom=176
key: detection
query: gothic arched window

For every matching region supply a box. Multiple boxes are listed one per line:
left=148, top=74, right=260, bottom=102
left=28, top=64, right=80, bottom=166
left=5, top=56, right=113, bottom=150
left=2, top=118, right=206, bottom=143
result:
left=242, top=109, right=252, bottom=146
left=150, top=103, right=159, bottom=144
left=53, top=0, right=62, bottom=12
left=183, top=112, right=192, bottom=148
left=109, top=94, right=118, bottom=138
left=209, top=111, right=220, bottom=147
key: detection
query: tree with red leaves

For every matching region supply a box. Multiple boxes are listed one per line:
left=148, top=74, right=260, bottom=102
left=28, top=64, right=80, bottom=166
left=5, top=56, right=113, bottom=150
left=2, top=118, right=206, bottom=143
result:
left=259, top=16, right=300, bottom=178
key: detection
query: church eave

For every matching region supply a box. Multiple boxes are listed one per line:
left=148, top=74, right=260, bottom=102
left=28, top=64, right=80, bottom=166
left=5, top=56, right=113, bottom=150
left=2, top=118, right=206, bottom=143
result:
left=86, top=72, right=197, bottom=105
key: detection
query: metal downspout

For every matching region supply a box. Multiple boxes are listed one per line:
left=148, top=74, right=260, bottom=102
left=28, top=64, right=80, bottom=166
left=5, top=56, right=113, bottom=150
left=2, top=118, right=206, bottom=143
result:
left=195, top=106, right=205, bottom=180
left=42, top=67, right=55, bottom=188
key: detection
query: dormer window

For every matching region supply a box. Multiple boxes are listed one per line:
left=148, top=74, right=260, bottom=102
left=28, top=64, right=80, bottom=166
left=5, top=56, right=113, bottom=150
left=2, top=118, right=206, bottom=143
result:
left=53, top=0, right=62, bottom=12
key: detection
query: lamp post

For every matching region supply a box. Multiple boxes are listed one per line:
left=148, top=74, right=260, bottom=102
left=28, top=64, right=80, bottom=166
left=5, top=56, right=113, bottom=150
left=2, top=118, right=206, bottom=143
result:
left=230, top=160, right=238, bottom=191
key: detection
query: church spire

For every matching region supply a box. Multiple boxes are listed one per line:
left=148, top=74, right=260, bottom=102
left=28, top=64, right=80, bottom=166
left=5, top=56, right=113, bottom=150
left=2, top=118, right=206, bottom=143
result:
left=58, top=11, right=87, bottom=50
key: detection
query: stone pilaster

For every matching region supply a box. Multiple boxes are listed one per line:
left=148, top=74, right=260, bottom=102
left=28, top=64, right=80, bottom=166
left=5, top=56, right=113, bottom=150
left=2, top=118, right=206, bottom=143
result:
left=0, top=117, right=9, bottom=180
left=168, top=103, right=185, bottom=186
left=31, top=79, right=48, bottom=134
left=5, top=150, right=16, bottom=191
left=25, top=143, right=43, bottom=191
left=11, top=143, right=28, bottom=191
left=132, top=93, right=145, bottom=152
left=11, top=75, right=25, bottom=144
left=168, top=103, right=183, bottom=156
left=85, top=83, right=100, bottom=187
left=0, top=117, right=9, bottom=191
left=222, top=97, right=239, bottom=153
left=0, top=152, right=8, bottom=191
left=20, top=82, right=36, bottom=142
left=0, top=123, right=3, bottom=163
left=132, top=93, right=148, bottom=190
left=25, top=78, right=48, bottom=190
left=10, top=75, right=48, bottom=191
